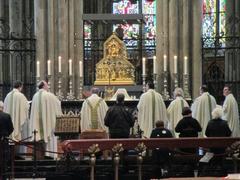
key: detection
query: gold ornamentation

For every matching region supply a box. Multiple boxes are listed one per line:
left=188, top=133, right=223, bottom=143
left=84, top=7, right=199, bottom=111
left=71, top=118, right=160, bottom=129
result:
left=88, top=144, right=100, bottom=154
left=94, top=33, right=135, bottom=85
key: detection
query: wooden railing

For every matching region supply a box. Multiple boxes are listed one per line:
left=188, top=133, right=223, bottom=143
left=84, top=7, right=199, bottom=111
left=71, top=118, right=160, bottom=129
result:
left=61, top=137, right=240, bottom=180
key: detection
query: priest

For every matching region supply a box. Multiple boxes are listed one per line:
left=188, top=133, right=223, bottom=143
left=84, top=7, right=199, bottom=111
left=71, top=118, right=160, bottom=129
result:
left=137, top=81, right=168, bottom=138
left=4, top=81, right=29, bottom=141
left=222, top=85, right=240, bottom=137
left=167, top=88, right=189, bottom=137
left=80, top=87, right=108, bottom=132
left=29, top=80, right=62, bottom=159
left=191, top=85, right=216, bottom=136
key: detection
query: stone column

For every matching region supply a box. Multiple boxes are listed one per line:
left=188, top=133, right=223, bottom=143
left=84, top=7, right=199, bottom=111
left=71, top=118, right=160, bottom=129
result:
left=34, top=0, right=47, bottom=80
left=69, top=0, right=75, bottom=93
left=162, top=0, right=169, bottom=91
left=74, top=0, right=84, bottom=97
left=47, top=0, right=56, bottom=92
left=225, top=0, right=235, bottom=82
left=191, top=0, right=202, bottom=98
left=57, top=0, right=69, bottom=96
left=169, top=0, right=179, bottom=93
left=0, top=0, right=5, bottom=83
left=182, top=0, right=190, bottom=64
left=156, top=0, right=164, bottom=92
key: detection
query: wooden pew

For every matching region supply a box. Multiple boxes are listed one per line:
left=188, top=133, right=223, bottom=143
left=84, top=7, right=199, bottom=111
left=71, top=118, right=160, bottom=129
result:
left=62, top=137, right=240, bottom=152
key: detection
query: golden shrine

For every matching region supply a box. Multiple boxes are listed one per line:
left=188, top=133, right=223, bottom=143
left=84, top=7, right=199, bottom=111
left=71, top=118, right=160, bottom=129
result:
left=94, top=33, right=135, bottom=85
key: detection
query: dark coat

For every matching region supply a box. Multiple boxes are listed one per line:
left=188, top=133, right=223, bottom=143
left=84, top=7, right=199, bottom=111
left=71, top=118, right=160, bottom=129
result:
left=205, top=118, right=231, bottom=154
left=104, top=103, right=134, bottom=138
left=150, top=127, right=173, bottom=164
left=175, top=116, right=202, bottom=137
left=205, top=118, right=231, bottom=137
left=0, top=111, right=14, bottom=137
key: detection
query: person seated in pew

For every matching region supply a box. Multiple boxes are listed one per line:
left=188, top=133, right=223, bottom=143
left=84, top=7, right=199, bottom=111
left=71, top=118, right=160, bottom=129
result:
left=150, top=120, right=173, bottom=177
left=104, top=93, right=134, bottom=138
left=175, top=107, right=202, bottom=154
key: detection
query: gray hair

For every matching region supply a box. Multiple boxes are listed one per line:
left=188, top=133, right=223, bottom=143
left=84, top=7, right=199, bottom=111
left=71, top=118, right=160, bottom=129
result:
left=174, top=87, right=184, bottom=98
left=211, top=107, right=223, bottom=119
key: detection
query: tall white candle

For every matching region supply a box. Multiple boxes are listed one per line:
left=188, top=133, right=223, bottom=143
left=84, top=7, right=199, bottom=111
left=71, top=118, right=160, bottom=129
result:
left=153, top=56, right=157, bottom=74
left=184, top=56, right=188, bottom=75
left=69, top=59, right=72, bottom=75
left=79, top=61, right=83, bottom=77
left=142, top=57, right=146, bottom=75
left=58, top=56, right=62, bottom=73
left=163, top=55, right=167, bottom=72
left=174, top=55, right=177, bottom=74
left=37, top=61, right=40, bottom=77
left=47, top=59, right=51, bottom=75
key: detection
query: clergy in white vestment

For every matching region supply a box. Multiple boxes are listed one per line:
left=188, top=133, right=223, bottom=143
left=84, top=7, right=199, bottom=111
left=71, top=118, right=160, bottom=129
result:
left=167, top=88, right=189, bottom=137
left=80, top=87, right=108, bottom=132
left=4, top=81, right=29, bottom=141
left=222, top=85, right=240, bottom=137
left=137, top=81, right=168, bottom=138
left=191, top=85, right=216, bottom=136
left=29, top=81, right=62, bottom=159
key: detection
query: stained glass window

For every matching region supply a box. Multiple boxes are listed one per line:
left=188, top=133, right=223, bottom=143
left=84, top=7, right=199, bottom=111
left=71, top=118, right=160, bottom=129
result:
left=202, top=0, right=226, bottom=47
left=84, top=23, right=92, bottom=48
left=112, top=0, right=156, bottom=47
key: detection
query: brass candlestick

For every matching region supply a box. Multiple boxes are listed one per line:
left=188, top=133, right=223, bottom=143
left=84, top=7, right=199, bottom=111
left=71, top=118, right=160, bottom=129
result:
left=47, top=75, right=52, bottom=92
left=153, top=73, right=157, bottom=90
left=66, top=75, right=75, bottom=100
left=142, top=74, right=147, bottom=92
left=174, top=73, right=179, bottom=89
left=162, top=71, right=170, bottom=100
left=56, top=73, right=64, bottom=101
left=78, top=76, right=83, bottom=100
left=183, top=74, right=191, bottom=100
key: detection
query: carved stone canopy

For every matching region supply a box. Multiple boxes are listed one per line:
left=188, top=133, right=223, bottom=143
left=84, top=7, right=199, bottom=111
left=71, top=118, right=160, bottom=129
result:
left=94, top=33, right=135, bottom=85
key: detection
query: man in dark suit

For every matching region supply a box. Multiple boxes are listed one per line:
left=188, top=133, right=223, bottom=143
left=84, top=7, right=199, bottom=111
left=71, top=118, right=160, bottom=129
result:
left=0, top=100, right=14, bottom=180
left=0, top=101, right=14, bottom=137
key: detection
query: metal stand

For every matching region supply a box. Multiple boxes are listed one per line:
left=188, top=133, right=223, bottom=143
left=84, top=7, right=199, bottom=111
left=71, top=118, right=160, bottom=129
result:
left=153, top=73, right=157, bottom=90
left=47, top=75, right=52, bottom=92
left=162, top=71, right=170, bottom=100
left=183, top=74, right=191, bottom=100
left=56, top=73, right=64, bottom=101
left=78, top=77, right=83, bottom=100
left=142, top=74, right=147, bottom=92
left=66, top=75, right=75, bottom=100
left=173, top=73, right=178, bottom=89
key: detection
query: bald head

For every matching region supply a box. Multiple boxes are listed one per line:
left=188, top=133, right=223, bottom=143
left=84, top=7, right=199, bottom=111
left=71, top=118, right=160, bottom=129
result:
left=91, top=87, right=100, bottom=95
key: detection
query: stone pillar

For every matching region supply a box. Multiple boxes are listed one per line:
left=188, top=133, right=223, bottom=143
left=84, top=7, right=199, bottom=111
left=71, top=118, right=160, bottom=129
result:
left=74, top=0, right=84, bottom=97
left=169, top=0, right=179, bottom=93
left=191, top=0, right=202, bottom=98
left=34, top=0, right=47, bottom=80
left=68, top=0, right=75, bottom=94
left=162, top=0, right=169, bottom=91
left=155, top=0, right=164, bottom=92
left=57, top=0, right=69, bottom=96
left=47, top=0, right=56, bottom=92
left=0, top=0, right=5, bottom=83
left=225, top=0, right=235, bottom=82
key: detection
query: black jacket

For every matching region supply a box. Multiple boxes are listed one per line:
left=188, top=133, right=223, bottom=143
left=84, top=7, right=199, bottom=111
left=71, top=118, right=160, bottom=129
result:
left=205, top=118, right=231, bottom=137
left=150, top=127, right=173, bottom=138
left=175, top=116, right=202, bottom=137
left=104, top=103, right=134, bottom=138
left=0, top=111, right=14, bottom=137
left=205, top=118, right=231, bottom=154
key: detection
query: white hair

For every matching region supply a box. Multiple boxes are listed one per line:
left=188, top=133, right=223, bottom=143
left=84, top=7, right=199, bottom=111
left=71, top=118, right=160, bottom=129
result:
left=211, top=107, right=223, bottom=119
left=174, top=88, right=184, bottom=98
